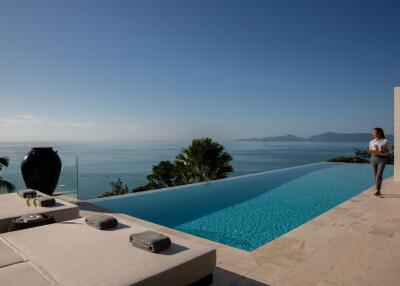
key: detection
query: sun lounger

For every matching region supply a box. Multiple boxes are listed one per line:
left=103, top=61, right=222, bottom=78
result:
left=0, top=237, right=25, bottom=268
left=0, top=262, right=52, bottom=286
left=0, top=191, right=79, bottom=233
left=0, top=216, right=216, bottom=286
left=0, top=237, right=52, bottom=285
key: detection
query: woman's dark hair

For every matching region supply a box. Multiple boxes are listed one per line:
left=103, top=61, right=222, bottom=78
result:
left=373, top=127, right=385, bottom=138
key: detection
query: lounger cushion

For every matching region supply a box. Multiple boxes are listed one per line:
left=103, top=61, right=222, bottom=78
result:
left=2, top=217, right=216, bottom=286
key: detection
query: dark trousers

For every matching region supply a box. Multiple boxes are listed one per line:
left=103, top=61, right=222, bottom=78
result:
left=371, top=156, right=387, bottom=191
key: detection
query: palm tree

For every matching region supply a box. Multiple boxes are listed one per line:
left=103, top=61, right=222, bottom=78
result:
left=99, top=177, right=129, bottom=198
left=175, top=137, right=233, bottom=184
left=146, top=160, right=182, bottom=188
left=0, top=157, right=15, bottom=193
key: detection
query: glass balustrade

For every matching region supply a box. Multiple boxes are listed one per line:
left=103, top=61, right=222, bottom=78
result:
left=0, top=149, right=78, bottom=198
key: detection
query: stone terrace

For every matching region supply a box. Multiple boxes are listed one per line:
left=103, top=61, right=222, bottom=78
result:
left=69, top=177, right=400, bottom=286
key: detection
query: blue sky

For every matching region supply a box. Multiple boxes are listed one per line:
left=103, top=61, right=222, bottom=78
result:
left=0, top=0, right=399, bottom=141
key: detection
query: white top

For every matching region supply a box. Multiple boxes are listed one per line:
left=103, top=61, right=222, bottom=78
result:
left=369, top=138, right=390, bottom=155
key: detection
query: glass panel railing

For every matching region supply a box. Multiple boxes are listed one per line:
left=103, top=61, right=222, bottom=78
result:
left=55, top=156, right=78, bottom=198
left=0, top=147, right=78, bottom=198
left=0, top=154, right=23, bottom=192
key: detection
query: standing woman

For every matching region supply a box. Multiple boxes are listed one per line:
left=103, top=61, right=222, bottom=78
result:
left=367, top=128, right=389, bottom=196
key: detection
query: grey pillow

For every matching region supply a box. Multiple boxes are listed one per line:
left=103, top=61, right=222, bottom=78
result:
left=85, top=214, right=118, bottom=230
left=37, top=197, right=56, bottom=207
left=129, top=230, right=171, bottom=253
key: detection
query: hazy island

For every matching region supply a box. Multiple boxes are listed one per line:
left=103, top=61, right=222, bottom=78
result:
left=236, top=132, right=394, bottom=142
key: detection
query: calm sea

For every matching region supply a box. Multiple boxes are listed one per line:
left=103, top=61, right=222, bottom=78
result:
left=0, top=141, right=370, bottom=199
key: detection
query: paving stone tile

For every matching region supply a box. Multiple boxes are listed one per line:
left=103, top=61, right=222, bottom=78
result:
left=267, top=249, right=309, bottom=270
left=368, top=224, right=396, bottom=238
left=323, top=248, right=378, bottom=286
left=315, top=280, right=342, bottom=286
left=260, top=237, right=302, bottom=252
left=355, top=255, right=400, bottom=286
left=252, top=242, right=287, bottom=257
left=218, top=254, right=259, bottom=276
left=277, top=261, right=330, bottom=286
left=245, top=262, right=290, bottom=283
left=284, top=220, right=325, bottom=240
left=392, top=231, right=400, bottom=240
left=304, top=244, right=351, bottom=271
left=218, top=261, right=258, bottom=277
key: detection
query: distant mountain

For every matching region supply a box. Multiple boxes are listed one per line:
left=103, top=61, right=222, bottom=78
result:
left=236, top=132, right=394, bottom=142
left=307, top=132, right=394, bottom=142
left=237, top=134, right=305, bottom=142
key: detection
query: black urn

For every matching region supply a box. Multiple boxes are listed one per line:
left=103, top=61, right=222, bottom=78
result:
left=21, top=147, right=62, bottom=196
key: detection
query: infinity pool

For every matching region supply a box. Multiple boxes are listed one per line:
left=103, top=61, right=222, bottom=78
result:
left=91, top=162, right=393, bottom=251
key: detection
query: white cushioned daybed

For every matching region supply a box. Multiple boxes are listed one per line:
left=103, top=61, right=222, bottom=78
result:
left=0, top=216, right=216, bottom=286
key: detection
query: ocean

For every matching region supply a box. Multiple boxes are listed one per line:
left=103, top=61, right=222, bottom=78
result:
left=0, top=141, right=371, bottom=199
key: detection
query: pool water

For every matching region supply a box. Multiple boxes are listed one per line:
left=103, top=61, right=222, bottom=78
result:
left=91, top=163, right=393, bottom=251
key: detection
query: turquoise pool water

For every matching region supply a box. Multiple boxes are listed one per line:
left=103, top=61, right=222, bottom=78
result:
left=91, top=162, right=393, bottom=251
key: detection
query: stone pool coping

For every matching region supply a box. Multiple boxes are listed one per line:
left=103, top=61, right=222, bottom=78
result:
left=63, top=177, right=400, bottom=285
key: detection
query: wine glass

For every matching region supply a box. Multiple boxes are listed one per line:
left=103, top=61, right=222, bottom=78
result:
left=33, top=196, right=41, bottom=219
